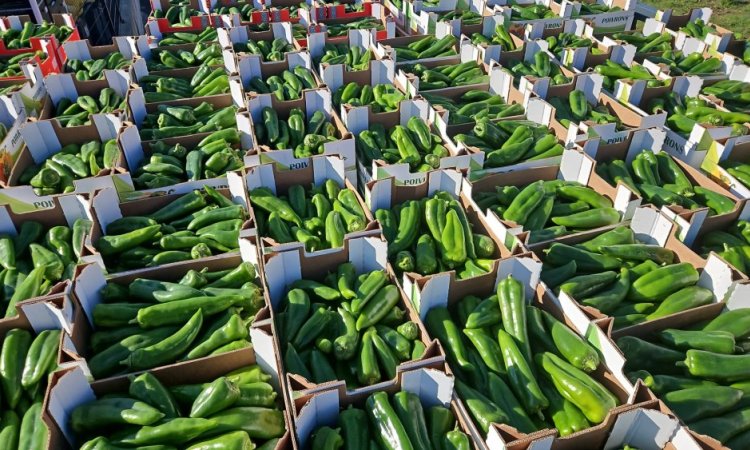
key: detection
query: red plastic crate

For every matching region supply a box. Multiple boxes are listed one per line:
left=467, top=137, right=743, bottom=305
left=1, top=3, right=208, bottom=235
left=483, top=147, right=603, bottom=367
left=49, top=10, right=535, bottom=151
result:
left=0, top=14, right=80, bottom=69
left=146, top=15, right=213, bottom=35
left=0, top=37, right=61, bottom=80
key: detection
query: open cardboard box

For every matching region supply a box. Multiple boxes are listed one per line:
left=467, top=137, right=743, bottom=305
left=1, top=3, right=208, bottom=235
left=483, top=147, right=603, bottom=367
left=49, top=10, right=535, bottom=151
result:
left=527, top=73, right=664, bottom=145
left=308, top=28, right=385, bottom=80
left=402, top=0, right=460, bottom=32
left=580, top=127, right=744, bottom=230
left=376, top=30, right=474, bottom=68
left=242, top=155, right=378, bottom=255
left=462, top=149, right=638, bottom=251
left=321, top=57, right=397, bottom=106
left=0, top=299, right=83, bottom=450
left=261, top=234, right=447, bottom=405
left=396, top=42, right=487, bottom=98
left=639, top=39, right=738, bottom=82
left=127, top=79, right=245, bottom=145
left=494, top=0, right=575, bottom=32
left=132, top=38, right=233, bottom=79
left=293, top=367, right=481, bottom=449
left=211, top=1, right=296, bottom=28
left=0, top=63, right=46, bottom=185
left=409, top=252, right=646, bottom=448
left=298, top=2, right=396, bottom=47
left=46, top=334, right=293, bottom=450
left=61, top=37, right=141, bottom=91
left=0, top=118, right=125, bottom=213
left=221, top=22, right=307, bottom=76
left=605, top=284, right=750, bottom=449
left=559, top=31, right=635, bottom=74
left=80, top=182, right=251, bottom=275
left=0, top=14, right=81, bottom=68
left=465, top=14, right=526, bottom=65
left=411, top=0, right=493, bottom=36
left=243, top=89, right=357, bottom=185
left=114, top=118, right=253, bottom=200
left=341, top=97, right=477, bottom=186
left=39, top=71, right=130, bottom=127
left=528, top=206, right=744, bottom=340
left=365, top=168, right=513, bottom=289
left=0, top=193, right=92, bottom=332
left=700, top=135, right=750, bottom=199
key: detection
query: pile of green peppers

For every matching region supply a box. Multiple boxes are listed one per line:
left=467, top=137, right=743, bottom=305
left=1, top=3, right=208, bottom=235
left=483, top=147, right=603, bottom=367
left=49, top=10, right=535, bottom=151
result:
left=702, top=80, right=750, bottom=114
left=421, top=91, right=524, bottom=125
left=694, top=219, right=750, bottom=275
left=314, top=43, right=374, bottom=71
left=545, top=32, right=595, bottom=58
left=356, top=117, right=450, bottom=170
left=620, top=308, right=750, bottom=447
left=474, top=179, right=620, bottom=242
left=0, top=51, right=44, bottom=78
left=133, top=134, right=243, bottom=189
left=151, top=0, right=204, bottom=27
left=156, top=28, right=218, bottom=47
left=250, top=180, right=368, bottom=251
left=376, top=190, right=498, bottom=278
left=646, top=50, right=723, bottom=76
left=471, top=25, right=518, bottom=51
left=391, top=35, right=459, bottom=62
left=0, top=328, right=60, bottom=450
left=333, top=82, right=406, bottom=111
left=323, top=17, right=385, bottom=37
left=88, top=262, right=262, bottom=378
left=147, top=43, right=224, bottom=72
left=254, top=107, right=339, bottom=156
left=401, top=60, right=490, bottom=90
left=456, top=119, right=563, bottom=167
left=235, top=37, right=294, bottom=62
left=245, top=66, right=318, bottom=101
left=49, top=88, right=126, bottom=127
left=507, top=53, right=571, bottom=87
left=94, top=188, right=245, bottom=272
left=548, top=91, right=622, bottom=129
left=609, top=31, right=673, bottom=54
left=540, top=226, right=714, bottom=328
left=309, top=390, right=471, bottom=448
left=139, top=67, right=230, bottom=103
left=71, top=365, right=285, bottom=449
left=426, top=276, right=618, bottom=436
left=0, top=218, right=91, bottom=317
left=276, top=262, right=425, bottom=388
left=65, top=52, right=132, bottom=81
left=655, top=92, right=749, bottom=137
left=17, top=139, right=120, bottom=195
left=720, top=159, right=750, bottom=191
left=597, top=151, right=736, bottom=215
left=139, top=102, right=238, bottom=141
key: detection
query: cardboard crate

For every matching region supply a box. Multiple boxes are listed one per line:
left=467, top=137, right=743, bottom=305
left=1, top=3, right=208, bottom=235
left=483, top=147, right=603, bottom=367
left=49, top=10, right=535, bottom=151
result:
left=60, top=37, right=141, bottom=91
left=313, top=30, right=390, bottom=90
left=292, top=367, right=480, bottom=449
left=243, top=89, right=357, bottom=185
left=341, top=97, right=477, bottom=186
left=567, top=0, right=635, bottom=33
left=0, top=118, right=124, bottom=213
left=365, top=168, right=513, bottom=285
left=80, top=182, right=251, bottom=274
left=462, top=149, right=638, bottom=251
left=410, top=252, right=647, bottom=448
left=468, top=14, right=532, bottom=65
left=113, top=116, right=253, bottom=200
left=377, top=31, right=473, bottom=67
left=47, top=333, right=293, bottom=449
left=132, top=38, right=233, bottom=79
left=408, top=0, right=491, bottom=36
left=242, top=155, right=377, bottom=255
left=494, top=0, right=575, bottom=33
left=580, top=128, right=743, bottom=230
left=396, top=43, right=490, bottom=97
left=222, top=23, right=308, bottom=81
left=700, top=135, right=750, bottom=200
left=297, top=2, right=396, bottom=47
left=261, top=234, right=446, bottom=405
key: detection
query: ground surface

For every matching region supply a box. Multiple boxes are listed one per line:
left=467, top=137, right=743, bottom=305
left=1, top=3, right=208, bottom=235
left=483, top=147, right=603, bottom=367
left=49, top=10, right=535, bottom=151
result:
left=646, top=0, right=750, bottom=37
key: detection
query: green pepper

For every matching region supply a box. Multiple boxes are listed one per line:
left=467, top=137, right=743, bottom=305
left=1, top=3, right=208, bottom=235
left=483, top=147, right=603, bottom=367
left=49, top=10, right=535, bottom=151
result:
left=18, top=402, right=47, bottom=450
left=124, top=309, right=204, bottom=370
left=498, top=328, right=548, bottom=415
left=186, top=431, right=254, bottom=450
left=129, top=372, right=180, bottom=419
left=0, top=328, right=32, bottom=408
left=21, top=330, right=60, bottom=389
left=71, top=397, right=165, bottom=432
left=454, top=379, right=508, bottom=434
left=340, top=407, right=369, bottom=450
left=366, top=392, right=414, bottom=450
left=542, top=309, right=600, bottom=372
left=190, top=376, right=241, bottom=418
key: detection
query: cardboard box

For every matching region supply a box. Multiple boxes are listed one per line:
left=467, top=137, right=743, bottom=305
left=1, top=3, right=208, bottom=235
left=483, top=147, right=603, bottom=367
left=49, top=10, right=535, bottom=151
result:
left=308, top=28, right=383, bottom=78
left=81, top=182, right=251, bottom=274
left=293, top=367, right=480, bottom=449
left=47, top=339, right=293, bottom=449
left=39, top=72, right=129, bottom=129
left=377, top=31, right=475, bottom=67
left=0, top=14, right=81, bottom=69
left=210, top=0, right=295, bottom=28
left=298, top=2, right=396, bottom=47
left=341, top=97, right=477, bottom=186
left=580, top=128, right=743, bottom=229
left=0, top=118, right=124, bottom=212
left=0, top=193, right=92, bottom=331
left=560, top=32, right=635, bottom=75
left=132, top=38, right=233, bottom=79
left=526, top=73, right=664, bottom=145
left=495, top=0, right=575, bottom=32
left=0, top=62, right=46, bottom=185
left=243, top=89, right=357, bottom=185
left=261, top=234, right=446, bottom=404
left=410, top=0, right=492, bottom=36
left=60, top=37, right=141, bottom=91
left=114, top=117, right=253, bottom=200
left=568, top=0, right=635, bottom=33
left=318, top=47, right=395, bottom=98
left=529, top=206, right=744, bottom=335
left=462, top=149, right=637, bottom=250
left=470, top=17, right=538, bottom=66
left=396, top=43, right=487, bottom=98
left=410, top=252, right=642, bottom=448
left=365, top=169, right=512, bottom=286
left=243, top=155, right=378, bottom=255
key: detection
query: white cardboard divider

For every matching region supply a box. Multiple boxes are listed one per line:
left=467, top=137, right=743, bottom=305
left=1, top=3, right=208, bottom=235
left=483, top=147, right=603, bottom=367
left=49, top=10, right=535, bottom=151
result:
left=364, top=168, right=463, bottom=211
left=604, top=408, right=701, bottom=450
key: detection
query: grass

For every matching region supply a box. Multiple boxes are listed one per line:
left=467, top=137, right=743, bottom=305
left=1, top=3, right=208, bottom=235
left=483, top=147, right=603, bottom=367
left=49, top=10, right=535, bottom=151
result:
left=645, top=0, right=750, bottom=38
